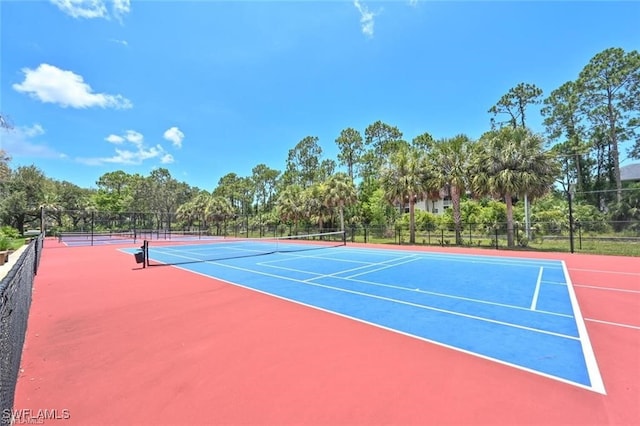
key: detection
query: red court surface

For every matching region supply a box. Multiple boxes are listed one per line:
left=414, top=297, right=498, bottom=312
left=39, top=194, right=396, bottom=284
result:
left=13, top=239, right=640, bottom=424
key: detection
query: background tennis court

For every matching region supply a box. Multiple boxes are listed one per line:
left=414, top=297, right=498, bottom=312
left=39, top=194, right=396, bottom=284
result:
left=12, top=238, right=639, bottom=424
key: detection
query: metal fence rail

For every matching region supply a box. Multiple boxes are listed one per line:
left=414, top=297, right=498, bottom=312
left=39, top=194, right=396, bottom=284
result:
left=44, top=208, right=639, bottom=255
left=0, top=234, right=43, bottom=425
left=344, top=220, right=640, bottom=254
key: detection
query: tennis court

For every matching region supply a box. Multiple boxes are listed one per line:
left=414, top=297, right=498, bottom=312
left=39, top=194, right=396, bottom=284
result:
left=134, top=234, right=603, bottom=393
left=12, top=237, right=640, bottom=424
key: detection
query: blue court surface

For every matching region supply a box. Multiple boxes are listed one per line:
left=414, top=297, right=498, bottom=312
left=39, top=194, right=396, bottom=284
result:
left=125, top=241, right=605, bottom=394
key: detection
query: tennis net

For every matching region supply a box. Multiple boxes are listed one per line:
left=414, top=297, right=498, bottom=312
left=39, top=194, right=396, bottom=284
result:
left=58, top=231, right=136, bottom=244
left=143, top=231, right=346, bottom=266
left=135, top=229, right=215, bottom=241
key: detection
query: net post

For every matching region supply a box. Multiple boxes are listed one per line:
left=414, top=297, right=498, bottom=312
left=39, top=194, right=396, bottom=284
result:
left=342, top=230, right=347, bottom=246
left=143, top=240, right=148, bottom=268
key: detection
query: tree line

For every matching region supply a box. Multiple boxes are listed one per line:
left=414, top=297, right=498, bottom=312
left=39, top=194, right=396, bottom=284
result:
left=1, top=47, right=638, bottom=249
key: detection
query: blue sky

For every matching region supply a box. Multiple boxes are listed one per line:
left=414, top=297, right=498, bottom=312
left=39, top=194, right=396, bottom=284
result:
left=1, top=1, right=639, bottom=191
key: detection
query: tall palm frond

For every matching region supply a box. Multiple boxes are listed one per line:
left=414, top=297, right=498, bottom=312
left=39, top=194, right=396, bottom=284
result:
left=380, top=145, right=431, bottom=244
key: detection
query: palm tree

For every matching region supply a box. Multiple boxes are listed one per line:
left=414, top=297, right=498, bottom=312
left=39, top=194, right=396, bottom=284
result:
left=470, top=127, right=560, bottom=247
left=609, top=183, right=640, bottom=232
left=303, top=183, right=331, bottom=232
left=380, top=145, right=431, bottom=244
left=191, top=191, right=212, bottom=229
left=324, top=172, right=357, bottom=233
left=176, top=201, right=198, bottom=230
left=176, top=191, right=212, bottom=232
left=427, top=134, right=473, bottom=245
left=276, top=185, right=304, bottom=234
left=205, top=196, right=232, bottom=236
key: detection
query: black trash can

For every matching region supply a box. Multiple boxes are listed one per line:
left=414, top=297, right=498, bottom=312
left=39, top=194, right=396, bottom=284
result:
left=134, top=251, right=145, bottom=264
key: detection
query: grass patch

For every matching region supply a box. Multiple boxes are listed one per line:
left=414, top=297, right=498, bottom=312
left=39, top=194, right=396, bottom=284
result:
left=351, top=232, right=640, bottom=256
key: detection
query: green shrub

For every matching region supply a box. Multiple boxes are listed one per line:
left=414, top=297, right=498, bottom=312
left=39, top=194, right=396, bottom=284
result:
left=0, top=226, right=20, bottom=239
left=0, top=236, right=11, bottom=251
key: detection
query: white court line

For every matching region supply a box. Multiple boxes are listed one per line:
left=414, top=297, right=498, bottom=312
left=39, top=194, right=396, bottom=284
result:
left=585, top=317, right=640, bottom=330
left=260, top=254, right=372, bottom=266
left=281, top=248, right=405, bottom=261
left=542, top=280, right=568, bottom=286
left=342, top=256, right=421, bottom=279
left=568, top=267, right=640, bottom=276
left=573, top=284, right=640, bottom=294
left=330, top=271, right=572, bottom=319
left=342, top=247, right=564, bottom=268
left=562, top=261, right=606, bottom=394
left=259, top=250, right=412, bottom=268
left=262, top=255, right=421, bottom=281
left=153, top=244, right=272, bottom=257
left=530, top=267, right=544, bottom=310
left=259, top=249, right=424, bottom=269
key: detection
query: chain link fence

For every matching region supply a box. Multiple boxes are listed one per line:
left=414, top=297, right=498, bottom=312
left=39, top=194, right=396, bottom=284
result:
left=346, top=220, right=640, bottom=255
left=44, top=209, right=639, bottom=255
left=0, top=234, right=44, bottom=424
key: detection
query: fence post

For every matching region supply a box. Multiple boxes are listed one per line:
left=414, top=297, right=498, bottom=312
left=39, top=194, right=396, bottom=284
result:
left=495, top=228, right=499, bottom=249
left=40, top=206, right=45, bottom=236
left=568, top=185, right=575, bottom=254
left=578, top=222, right=582, bottom=250
left=33, top=237, right=38, bottom=275
left=441, top=229, right=444, bottom=247
left=90, top=211, right=95, bottom=246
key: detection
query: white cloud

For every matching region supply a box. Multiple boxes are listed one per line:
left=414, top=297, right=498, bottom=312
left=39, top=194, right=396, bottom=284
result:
left=105, top=134, right=125, bottom=144
left=353, top=0, right=376, bottom=38
left=0, top=124, right=67, bottom=159
left=124, top=130, right=143, bottom=145
left=50, top=0, right=130, bottom=20
left=51, top=0, right=107, bottom=19
left=79, top=130, right=173, bottom=166
left=24, top=124, right=45, bottom=138
left=160, top=154, right=175, bottom=164
left=163, top=127, right=184, bottom=148
left=102, top=145, right=166, bottom=165
left=112, top=0, right=130, bottom=19
left=108, top=38, right=128, bottom=47
left=13, top=64, right=132, bottom=109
